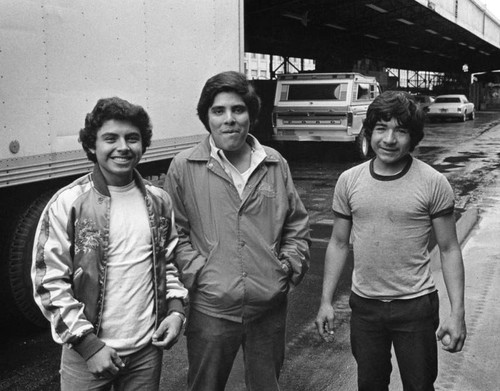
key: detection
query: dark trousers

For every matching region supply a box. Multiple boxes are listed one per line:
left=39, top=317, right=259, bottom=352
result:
left=186, top=303, right=287, bottom=391
left=349, top=291, right=440, bottom=391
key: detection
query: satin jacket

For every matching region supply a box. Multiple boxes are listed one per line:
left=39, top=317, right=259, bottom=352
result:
left=32, top=165, right=187, bottom=359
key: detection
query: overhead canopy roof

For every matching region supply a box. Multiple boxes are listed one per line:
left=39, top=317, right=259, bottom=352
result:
left=245, top=0, right=500, bottom=73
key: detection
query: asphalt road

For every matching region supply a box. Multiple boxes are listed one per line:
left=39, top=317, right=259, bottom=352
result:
left=1, top=111, right=500, bottom=391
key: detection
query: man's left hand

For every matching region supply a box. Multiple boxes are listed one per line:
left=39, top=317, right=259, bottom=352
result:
left=436, top=313, right=466, bottom=353
left=152, top=313, right=184, bottom=349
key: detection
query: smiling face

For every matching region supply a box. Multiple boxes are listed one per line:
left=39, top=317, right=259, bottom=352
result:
left=208, top=91, right=250, bottom=154
left=370, top=117, right=412, bottom=174
left=90, top=119, right=143, bottom=186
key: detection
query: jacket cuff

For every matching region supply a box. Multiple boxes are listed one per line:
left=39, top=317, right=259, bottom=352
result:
left=72, top=333, right=106, bottom=361
left=167, top=298, right=185, bottom=316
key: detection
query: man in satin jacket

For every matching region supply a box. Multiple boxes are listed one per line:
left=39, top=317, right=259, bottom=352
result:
left=32, top=97, right=188, bottom=390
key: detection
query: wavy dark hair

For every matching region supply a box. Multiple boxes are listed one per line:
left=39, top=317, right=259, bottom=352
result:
left=196, top=71, right=261, bottom=132
left=79, top=97, right=152, bottom=162
left=363, top=90, right=425, bottom=152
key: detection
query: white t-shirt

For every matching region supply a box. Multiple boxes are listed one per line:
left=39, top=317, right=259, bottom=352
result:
left=99, top=181, right=155, bottom=355
left=333, top=157, right=455, bottom=300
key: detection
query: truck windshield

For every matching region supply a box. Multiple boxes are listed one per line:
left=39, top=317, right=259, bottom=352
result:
left=282, top=83, right=347, bottom=101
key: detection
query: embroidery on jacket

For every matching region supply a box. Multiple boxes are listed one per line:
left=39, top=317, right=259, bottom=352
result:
left=257, top=181, right=277, bottom=198
left=74, top=218, right=104, bottom=254
left=157, top=216, right=171, bottom=250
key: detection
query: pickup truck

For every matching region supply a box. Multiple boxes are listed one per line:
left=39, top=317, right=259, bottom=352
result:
left=272, top=72, right=381, bottom=159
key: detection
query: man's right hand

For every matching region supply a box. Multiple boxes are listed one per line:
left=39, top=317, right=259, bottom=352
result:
left=86, top=346, right=125, bottom=378
left=315, top=302, right=336, bottom=341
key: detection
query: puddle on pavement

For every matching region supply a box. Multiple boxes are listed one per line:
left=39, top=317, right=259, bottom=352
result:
left=457, top=181, right=479, bottom=196
left=417, top=146, right=440, bottom=154
left=432, top=163, right=463, bottom=172
left=434, top=151, right=489, bottom=172
left=310, top=223, right=333, bottom=240
left=444, top=151, right=485, bottom=164
left=313, top=181, right=331, bottom=188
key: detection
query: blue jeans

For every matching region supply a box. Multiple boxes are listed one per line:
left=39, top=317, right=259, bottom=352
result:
left=186, top=303, right=287, bottom=391
left=60, top=343, right=163, bottom=391
left=349, top=291, right=440, bottom=391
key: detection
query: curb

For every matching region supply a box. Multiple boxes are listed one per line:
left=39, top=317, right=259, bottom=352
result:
left=456, top=207, right=480, bottom=245
left=430, top=206, right=480, bottom=270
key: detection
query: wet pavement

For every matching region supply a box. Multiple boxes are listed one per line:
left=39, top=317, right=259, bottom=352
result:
left=1, top=113, right=500, bottom=390
left=434, top=169, right=500, bottom=391
left=213, top=114, right=500, bottom=391
left=388, top=157, right=500, bottom=391
left=269, top=114, right=500, bottom=391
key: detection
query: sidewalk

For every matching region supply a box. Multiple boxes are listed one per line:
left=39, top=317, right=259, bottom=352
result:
left=435, top=170, right=500, bottom=391
left=390, top=171, right=500, bottom=390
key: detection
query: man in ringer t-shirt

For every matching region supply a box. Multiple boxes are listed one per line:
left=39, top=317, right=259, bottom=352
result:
left=315, top=91, right=466, bottom=390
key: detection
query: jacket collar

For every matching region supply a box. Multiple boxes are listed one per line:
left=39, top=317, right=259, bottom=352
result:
left=91, top=164, right=147, bottom=197
left=187, top=135, right=280, bottom=164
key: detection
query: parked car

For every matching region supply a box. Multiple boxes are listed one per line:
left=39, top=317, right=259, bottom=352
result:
left=427, top=94, right=475, bottom=122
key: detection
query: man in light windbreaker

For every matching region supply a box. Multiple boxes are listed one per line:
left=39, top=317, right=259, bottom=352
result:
left=32, top=97, right=188, bottom=391
left=164, top=71, right=311, bottom=391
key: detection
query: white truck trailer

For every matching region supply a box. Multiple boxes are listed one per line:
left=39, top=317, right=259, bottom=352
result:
left=0, top=0, right=243, bottom=327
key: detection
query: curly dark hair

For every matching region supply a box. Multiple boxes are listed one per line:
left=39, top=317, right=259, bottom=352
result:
left=79, top=97, right=153, bottom=162
left=363, top=91, right=425, bottom=152
left=196, top=71, right=261, bottom=133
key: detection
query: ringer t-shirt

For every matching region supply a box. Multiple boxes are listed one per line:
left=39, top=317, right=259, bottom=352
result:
left=333, top=156, right=455, bottom=300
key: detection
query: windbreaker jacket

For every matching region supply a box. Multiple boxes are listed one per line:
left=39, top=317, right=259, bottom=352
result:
left=164, top=136, right=310, bottom=322
left=32, top=165, right=187, bottom=359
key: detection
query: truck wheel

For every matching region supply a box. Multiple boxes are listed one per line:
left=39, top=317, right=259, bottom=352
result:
left=461, top=112, right=467, bottom=122
left=354, top=129, right=372, bottom=160
left=7, top=191, right=55, bottom=328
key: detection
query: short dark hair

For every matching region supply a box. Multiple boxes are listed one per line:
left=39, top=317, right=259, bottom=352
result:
left=196, top=71, right=261, bottom=132
left=79, top=97, right=152, bottom=162
left=363, top=91, right=425, bottom=152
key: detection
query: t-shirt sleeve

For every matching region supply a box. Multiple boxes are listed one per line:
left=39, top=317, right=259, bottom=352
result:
left=332, top=172, right=352, bottom=220
left=429, top=173, right=455, bottom=219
